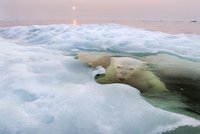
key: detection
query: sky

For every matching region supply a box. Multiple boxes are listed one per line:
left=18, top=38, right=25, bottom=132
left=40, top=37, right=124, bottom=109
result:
left=0, top=0, right=200, bottom=21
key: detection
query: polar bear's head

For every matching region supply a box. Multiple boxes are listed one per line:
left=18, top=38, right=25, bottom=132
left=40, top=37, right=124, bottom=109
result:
left=111, top=57, right=145, bottom=81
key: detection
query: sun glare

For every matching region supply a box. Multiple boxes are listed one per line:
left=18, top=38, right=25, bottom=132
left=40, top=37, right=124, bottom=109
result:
left=72, top=6, right=76, bottom=11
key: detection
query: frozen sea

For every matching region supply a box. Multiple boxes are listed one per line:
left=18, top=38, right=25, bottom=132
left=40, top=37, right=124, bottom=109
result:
left=0, top=23, right=200, bottom=134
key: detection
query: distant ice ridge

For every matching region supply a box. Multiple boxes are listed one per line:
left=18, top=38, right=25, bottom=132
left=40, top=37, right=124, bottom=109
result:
left=0, top=23, right=200, bottom=60
left=0, top=37, right=200, bottom=134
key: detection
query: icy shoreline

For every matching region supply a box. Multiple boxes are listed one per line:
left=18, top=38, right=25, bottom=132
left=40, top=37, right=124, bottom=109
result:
left=1, top=20, right=200, bottom=35
left=0, top=23, right=200, bottom=133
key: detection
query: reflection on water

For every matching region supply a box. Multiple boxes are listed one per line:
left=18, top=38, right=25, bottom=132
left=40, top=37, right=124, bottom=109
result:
left=72, top=19, right=78, bottom=26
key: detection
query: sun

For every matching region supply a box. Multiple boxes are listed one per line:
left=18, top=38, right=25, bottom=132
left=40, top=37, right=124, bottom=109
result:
left=72, top=6, right=76, bottom=11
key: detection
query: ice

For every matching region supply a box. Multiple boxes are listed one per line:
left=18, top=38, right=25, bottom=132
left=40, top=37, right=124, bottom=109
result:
left=0, top=24, right=200, bottom=59
left=1, top=24, right=200, bottom=133
left=0, top=36, right=199, bottom=134
left=92, top=66, right=106, bottom=78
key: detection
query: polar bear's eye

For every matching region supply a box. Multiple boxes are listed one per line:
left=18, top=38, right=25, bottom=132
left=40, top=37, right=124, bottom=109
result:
left=117, top=66, right=121, bottom=69
left=128, top=68, right=134, bottom=70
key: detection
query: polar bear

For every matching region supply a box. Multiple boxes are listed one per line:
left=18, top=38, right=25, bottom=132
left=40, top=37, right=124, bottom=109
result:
left=77, top=52, right=168, bottom=92
left=95, top=57, right=168, bottom=92
left=78, top=52, right=200, bottom=115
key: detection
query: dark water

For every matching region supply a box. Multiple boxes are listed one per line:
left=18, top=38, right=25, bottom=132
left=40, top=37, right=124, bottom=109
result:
left=137, top=53, right=200, bottom=134
left=134, top=52, right=200, bottom=121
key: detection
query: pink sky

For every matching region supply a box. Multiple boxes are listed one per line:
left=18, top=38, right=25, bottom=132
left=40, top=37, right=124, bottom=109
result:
left=0, top=0, right=200, bottom=21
